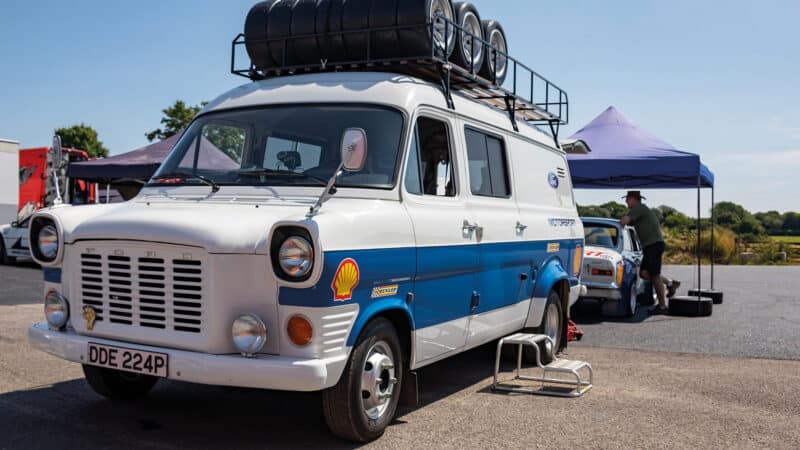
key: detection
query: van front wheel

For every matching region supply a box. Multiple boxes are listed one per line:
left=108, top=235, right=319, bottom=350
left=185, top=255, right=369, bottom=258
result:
left=322, top=318, right=403, bottom=442
left=527, top=291, right=564, bottom=365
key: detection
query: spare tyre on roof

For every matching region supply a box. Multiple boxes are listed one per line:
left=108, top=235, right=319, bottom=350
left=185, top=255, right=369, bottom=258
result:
left=291, top=0, right=322, bottom=65
left=267, top=0, right=296, bottom=67
left=244, top=0, right=279, bottom=70
left=396, top=0, right=456, bottom=60
left=478, top=19, right=508, bottom=85
left=449, top=2, right=483, bottom=73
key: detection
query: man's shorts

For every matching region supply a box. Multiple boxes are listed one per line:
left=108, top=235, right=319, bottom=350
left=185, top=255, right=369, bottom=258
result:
left=641, top=241, right=665, bottom=277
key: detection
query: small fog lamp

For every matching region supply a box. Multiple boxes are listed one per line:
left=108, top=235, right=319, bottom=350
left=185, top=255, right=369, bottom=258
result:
left=44, top=291, right=69, bottom=330
left=232, top=314, right=267, bottom=357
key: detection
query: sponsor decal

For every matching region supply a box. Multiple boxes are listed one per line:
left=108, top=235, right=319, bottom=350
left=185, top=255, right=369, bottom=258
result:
left=547, top=242, right=560, bottom=253
left=332, top=258, right=360, bottom=302
left=371, top=284, right=399, bottom=299
left=548, top=172, right=559, bottom=189
left=11, top=238, right=28, bottom=251
left=548, top=218, right=576, bottom=227
left=82, top=306, right=97, bottom=331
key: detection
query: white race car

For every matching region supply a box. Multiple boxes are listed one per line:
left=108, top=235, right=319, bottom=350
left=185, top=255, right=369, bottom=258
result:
left=0, top=215, right=32, bottom=264
left=577, top=217, right=646, bottom=317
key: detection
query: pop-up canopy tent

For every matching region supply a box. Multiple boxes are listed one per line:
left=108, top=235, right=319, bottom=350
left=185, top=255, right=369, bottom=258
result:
left=566, top=106, right=721, bottom=311
left=67, top=133, right=183, bottom=183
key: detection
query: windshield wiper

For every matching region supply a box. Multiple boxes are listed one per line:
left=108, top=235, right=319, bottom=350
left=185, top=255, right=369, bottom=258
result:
left=151, top=172, right=220, bottom=194
left=237, top=169, right=329, bottom=187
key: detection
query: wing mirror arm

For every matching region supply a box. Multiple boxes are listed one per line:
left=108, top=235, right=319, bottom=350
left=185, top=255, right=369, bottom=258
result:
left=308, top=128, right=367, bottom=217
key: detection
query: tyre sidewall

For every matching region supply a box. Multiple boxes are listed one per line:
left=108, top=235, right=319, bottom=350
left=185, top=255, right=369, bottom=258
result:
left=345, top=319, right=404, bottom=440
left=531, top=291, right=564, bottom=364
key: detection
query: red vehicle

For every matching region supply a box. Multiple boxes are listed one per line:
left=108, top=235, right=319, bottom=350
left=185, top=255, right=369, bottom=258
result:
left=18, top=146, right=95, bottom=217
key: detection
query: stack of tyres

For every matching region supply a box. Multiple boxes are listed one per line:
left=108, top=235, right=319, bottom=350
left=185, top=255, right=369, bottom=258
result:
left=478, top=19, right=508, bottom=85
left=450, top=2, right=484, bottom=74
left=244, top=0, right=458, bottom=71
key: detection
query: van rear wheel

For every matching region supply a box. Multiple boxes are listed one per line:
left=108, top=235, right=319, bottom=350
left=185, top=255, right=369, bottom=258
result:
left=322, top=318, right=403, bottom=442
left=82, top=365, right=158, bottom=400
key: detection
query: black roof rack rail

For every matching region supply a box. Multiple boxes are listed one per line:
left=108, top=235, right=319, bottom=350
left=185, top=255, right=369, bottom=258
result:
left=231, top=15, right=568, bottom=142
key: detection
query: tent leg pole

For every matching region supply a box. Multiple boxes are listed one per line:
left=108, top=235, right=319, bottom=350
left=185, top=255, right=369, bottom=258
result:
left=697, top=176, right=702, bottom=310
left=711, top=187, right=715, bottom=290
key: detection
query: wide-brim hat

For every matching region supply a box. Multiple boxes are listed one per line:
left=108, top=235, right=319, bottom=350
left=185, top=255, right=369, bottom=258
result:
left=622, top=191, right=646, bottom=200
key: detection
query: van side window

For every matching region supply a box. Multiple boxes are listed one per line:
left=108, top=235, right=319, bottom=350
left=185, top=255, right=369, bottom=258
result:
left=404, top=129, right=423, bottom=195
left=411, top=117, right=456, bottom=197
left=464, top=127, right=510, bottom=198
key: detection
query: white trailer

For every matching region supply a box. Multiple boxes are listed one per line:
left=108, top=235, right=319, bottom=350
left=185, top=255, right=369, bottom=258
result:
left=0, top=139, right=19, bottom=224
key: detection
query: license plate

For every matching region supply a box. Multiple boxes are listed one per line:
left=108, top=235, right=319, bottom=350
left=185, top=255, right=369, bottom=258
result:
left=87, top=343, right=169, bottom=378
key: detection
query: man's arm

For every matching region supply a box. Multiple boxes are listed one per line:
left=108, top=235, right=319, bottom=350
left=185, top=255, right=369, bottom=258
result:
left=620, top=215, right=632, bottom=226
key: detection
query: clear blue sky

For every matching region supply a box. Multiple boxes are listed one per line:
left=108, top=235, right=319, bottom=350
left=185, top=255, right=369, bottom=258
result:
left=1, top=0, right=798, bottom=214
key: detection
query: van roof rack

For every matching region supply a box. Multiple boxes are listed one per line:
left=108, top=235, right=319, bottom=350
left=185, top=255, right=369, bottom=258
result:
left=231, top=16, right=568, bottom=144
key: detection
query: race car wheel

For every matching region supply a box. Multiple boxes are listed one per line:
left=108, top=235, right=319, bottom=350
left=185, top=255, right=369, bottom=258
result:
left=244, top=0, right=279, bottom=70
left=322, top=318, right=403, bottom=442
left=290, top=0, right=321, bottom=64
left=82, top=365, right=159, bottom=400
left=478, top=19, right=508, bottom=85
left=397, top=0, right=456, bottom=60
left=267, top=0, right=296, bottom=67
left=626, top=283, right=637, bottom=317
left=527, top=291, right=564, bottom=365
left=449, top=2, right=483, bottom=73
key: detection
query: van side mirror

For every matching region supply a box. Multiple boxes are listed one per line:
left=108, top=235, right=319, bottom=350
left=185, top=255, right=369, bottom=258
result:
left=340, top=128, right=367, bottom=172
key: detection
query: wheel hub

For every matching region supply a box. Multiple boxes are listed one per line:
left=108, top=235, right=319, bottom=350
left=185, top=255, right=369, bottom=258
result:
left=360, top=342, right=397, bottom=421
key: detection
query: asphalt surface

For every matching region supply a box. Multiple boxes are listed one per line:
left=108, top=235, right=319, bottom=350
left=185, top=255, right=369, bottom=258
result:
left=1, top=263, right=799, bottom=448
left=571, top=265, right=800, bottom=361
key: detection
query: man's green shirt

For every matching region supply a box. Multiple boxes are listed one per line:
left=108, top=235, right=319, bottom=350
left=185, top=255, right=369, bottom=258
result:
left=627, top=203, right=663, bottom=247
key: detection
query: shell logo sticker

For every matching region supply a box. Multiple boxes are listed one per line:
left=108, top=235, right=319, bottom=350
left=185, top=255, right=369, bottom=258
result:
left=332, top=258, right=360, bottom=302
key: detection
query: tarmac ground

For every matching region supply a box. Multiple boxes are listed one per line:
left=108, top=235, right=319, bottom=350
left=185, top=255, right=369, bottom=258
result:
left=1, top=264, right=798, bottom=449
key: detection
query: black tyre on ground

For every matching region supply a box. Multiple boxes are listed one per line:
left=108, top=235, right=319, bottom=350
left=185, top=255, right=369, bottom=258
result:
left=449, top=2, right=483, bottom=73
left=322, top=318, right=404, bottom=442
left=526, top=290, right=565, bottom=365
left=341, top=0, right=372, bottom=61
left=370, top=0, right=400, bottom=58
left=245, top=0, right=280, bottom=70
left=669, top=295, right=713, bottom=317
left=396, top=0, right=456, bottom=60
left=82, top=365, right=159, bottom=400
left=626, top=282, right=638, bottom=317
left=290, top=0, right=322, bottom=65
left=267, top=0, right=297, bottom=68
left=478, top=19, right=508, bottom=85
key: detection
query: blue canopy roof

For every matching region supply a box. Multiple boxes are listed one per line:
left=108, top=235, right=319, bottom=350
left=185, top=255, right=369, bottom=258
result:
left=566, top=106, right=714, bottom=189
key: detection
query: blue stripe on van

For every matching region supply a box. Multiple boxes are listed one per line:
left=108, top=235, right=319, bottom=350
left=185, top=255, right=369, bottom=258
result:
left=43, top=268, right=62, bottom=283
left=279, top=239, right=582, bottom=333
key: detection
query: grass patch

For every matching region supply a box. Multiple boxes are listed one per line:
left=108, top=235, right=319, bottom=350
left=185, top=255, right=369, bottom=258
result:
left=770, top=235, right=800, bottom=244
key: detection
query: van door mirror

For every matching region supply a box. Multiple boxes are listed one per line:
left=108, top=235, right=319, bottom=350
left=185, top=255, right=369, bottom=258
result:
left=340, top=128, right=367, bottom=172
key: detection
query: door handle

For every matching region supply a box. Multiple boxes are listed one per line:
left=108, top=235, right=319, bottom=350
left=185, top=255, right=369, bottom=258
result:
left=515, top=221, right=528, bottom=233
left=470, top=291, right=480, bottom=310
left=462, top=220, right=479, bottom=233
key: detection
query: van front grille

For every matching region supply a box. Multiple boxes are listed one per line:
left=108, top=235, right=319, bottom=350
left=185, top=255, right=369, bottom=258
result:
left=79, top=250, right=204, bottom=334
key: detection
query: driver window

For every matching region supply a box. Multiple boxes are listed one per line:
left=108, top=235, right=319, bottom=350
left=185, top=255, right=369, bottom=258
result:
left=407, top=117, right=456, bottom=197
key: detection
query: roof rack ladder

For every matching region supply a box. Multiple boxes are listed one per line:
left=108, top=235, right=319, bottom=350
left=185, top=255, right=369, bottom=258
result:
left=504, top=95, right=519, bottom=132
left=548, top=120, right=561, bottom=149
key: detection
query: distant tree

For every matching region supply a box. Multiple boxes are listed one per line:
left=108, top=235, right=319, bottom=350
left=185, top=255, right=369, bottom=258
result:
left=55, top=123, right=109, bottom=158
left=754, top=211, right=783, bottom=233
left=146, top=100, right=206, bottom=142
left=577, top=201, right=627, bottom=219
left=656, top=205, right=692, bottom=230
left=713, top=202, right=765, bottom=236
left=783, top=212, right=800, bottom=233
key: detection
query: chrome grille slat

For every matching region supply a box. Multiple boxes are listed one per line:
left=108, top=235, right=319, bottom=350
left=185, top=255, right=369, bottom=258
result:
left=79, top=247, right=204, bottom=334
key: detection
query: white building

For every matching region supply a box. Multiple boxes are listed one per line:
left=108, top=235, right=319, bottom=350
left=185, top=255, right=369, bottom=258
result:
left=0, top=139, right=19, bottom=224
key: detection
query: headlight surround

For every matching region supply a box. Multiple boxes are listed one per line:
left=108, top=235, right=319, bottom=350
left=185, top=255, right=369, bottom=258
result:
left=278, top=236, right=314, bottom=279
left=30, top=216, right=61, bottom=265
left=44, top=290, right=69, bottom=330
left=231, top=314, right=267, bottom=357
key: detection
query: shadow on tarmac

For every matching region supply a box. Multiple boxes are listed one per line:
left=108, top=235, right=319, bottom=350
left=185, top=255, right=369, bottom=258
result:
left=0, top=343, right=507, bottom=449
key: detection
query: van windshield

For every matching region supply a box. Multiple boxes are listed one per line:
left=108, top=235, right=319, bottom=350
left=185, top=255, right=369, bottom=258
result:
left=150, top=105, right=404, bottom=189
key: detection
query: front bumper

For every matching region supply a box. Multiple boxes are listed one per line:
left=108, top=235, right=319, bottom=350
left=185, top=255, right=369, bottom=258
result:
left=28, top=322, right=347, bottom=392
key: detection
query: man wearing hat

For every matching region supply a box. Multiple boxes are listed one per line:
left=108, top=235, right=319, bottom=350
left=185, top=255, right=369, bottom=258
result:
left=620, top=191, right=679, bottom=314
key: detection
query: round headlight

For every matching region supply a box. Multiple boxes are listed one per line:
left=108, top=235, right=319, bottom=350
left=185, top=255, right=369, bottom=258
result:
left=38, top=224, right=59, bottom=260
left=232, top=314, right=267, bottom=357
left=278, top=236, right=313, bottom=279
left=44, top=291, right=69, bottom=330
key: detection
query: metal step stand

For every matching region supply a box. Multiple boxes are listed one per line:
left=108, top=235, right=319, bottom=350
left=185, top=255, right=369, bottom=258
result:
left=492, top=333, right=592, bottom=398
